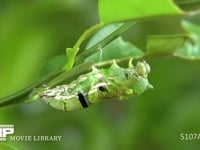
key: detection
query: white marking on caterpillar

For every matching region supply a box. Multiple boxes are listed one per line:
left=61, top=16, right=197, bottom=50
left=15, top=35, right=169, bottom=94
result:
left=40, top=85, right=67, bottom=97
left=79, top=76, right=88, bottom=82
left=69, top=83, right=76, bottom=89
left=92, top=82, right=108, bottom=88
left=94, top=73, right=103, bottom=79
left=54, top=94, right=77, bottom=100
left=88, top=82, right=109, bottom=95
left=92, top=66, right=99, bottom=72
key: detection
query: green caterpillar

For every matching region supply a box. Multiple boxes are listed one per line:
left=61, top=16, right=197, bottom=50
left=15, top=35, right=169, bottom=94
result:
left=38, top=59, right=152, bottom=111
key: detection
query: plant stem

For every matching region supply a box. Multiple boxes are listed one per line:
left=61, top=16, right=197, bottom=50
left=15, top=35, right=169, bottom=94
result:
left=63, top=23, right=104, bottom=71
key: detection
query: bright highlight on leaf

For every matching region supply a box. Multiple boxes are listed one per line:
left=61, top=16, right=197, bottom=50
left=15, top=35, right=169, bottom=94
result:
left=98, top=0, right=183, bottom=24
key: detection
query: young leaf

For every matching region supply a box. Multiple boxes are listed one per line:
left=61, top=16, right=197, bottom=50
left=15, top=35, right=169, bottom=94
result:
left=146, top=34, right=191, bottom=57
left=146, top=21, right=200, bottom=60
left=174, top=21, right=200, bottom=60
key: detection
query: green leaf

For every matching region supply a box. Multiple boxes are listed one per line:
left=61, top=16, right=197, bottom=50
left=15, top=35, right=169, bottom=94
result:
left=85, top=37, right=144, bottom=62
left=0, top=143, right=17, bottom=150
left=146, top=34, right=191, bottom=57
left=98, top=0, right=183, bottom=24
left=39, top=55, right=68, bottom=78
left=174, top=21, right=200, bottom=60
left=75, top=22, right=135, bottom=65
left=85, top=23, right=124, bottom=49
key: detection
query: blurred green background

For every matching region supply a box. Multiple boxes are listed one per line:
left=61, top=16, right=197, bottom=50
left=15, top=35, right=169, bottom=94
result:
left=1, top=1, right=200, bottom=150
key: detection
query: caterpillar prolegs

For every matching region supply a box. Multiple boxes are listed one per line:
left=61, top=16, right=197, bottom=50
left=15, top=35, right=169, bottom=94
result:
left=38, top=59, right=153, bottom=111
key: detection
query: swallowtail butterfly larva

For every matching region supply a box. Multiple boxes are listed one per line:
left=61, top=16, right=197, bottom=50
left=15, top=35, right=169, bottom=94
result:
left=37, top=59, right=152, bottom=111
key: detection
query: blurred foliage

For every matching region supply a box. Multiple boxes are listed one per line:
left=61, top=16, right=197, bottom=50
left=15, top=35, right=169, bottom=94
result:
left=0, top=142, right=16, bottom=150
left=0, top=0, right=200, bottom=150
left=0, top=0, right=98, bottom=96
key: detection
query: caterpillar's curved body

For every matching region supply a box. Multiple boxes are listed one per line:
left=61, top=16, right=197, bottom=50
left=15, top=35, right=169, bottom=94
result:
left=38, top=59, right=152, bottom=111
